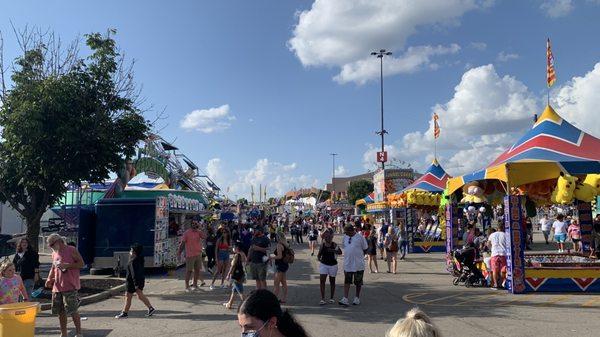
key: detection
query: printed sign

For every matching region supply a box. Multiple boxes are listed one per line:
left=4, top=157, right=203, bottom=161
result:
left=377, top=151, right=387, bottom=163
left=445, top=204, right=460, bottom=265
left=576, top=201, right=593, bottom=251
left=504, top=195, right=526, bottom=294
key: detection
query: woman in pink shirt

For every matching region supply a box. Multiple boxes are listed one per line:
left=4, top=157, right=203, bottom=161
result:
left=568, top=219, right=582, bottom=253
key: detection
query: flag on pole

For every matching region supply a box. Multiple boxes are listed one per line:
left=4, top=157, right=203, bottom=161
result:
left=433, top=113, right=440, bottom=139
left=546, top=38, right=556, bottom=87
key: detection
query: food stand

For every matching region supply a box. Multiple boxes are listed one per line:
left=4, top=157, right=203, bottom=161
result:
left=447, top=105, right=600, bottom=293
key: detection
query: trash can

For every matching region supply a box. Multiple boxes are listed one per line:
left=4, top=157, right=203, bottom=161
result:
left=0, top=302, right=39, bottom=337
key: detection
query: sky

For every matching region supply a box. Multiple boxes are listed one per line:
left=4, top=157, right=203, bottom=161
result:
left=2, top=0, right=600, bottom=200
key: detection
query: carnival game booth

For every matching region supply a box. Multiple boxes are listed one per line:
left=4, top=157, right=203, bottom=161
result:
left=447, top=105, right=600, bottom=293
left=388, top=159, right=451, bottom=253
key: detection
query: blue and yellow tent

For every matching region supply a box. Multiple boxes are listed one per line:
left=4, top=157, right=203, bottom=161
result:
left=447, top=105, right=600, bottom=194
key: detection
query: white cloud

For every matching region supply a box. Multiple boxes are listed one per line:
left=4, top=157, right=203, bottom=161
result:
left=540, top=0, right=574, bottom=18
left=180, top=104, right=235, bottom=133
left=363, top=64, right=539, bottom=176
left=205, top=158, right=319, bottom=199
left=496, top=51, right=519, bottom=62
left=289, top=0, right=492, bottom=84
left=553, top=62, right=600, bottom=138
left=469, top=42, right=487, bottom=51
left=334, top=165, right=348, bottom=176
left=334, top=44, right=460, bottom=84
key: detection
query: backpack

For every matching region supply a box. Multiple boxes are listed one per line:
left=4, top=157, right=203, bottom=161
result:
left=282, top=246, right=295, bottom=264
left=387, top=239, right=399, bottom=252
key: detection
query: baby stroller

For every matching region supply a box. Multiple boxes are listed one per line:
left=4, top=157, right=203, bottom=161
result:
left=451, top=245, right=487, bottom=287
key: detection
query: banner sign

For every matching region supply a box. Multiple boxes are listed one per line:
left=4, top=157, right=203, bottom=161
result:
left=504, top=195, right=526, bottom=294
left=576, top=201, right=593, bottom=251
left=445, top=204, right=460, bottom=264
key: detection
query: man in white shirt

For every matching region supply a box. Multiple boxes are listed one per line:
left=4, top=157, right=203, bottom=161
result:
left=551, top=214, right=568, bottom=253
left=539, top=214, right=551, bottom=244
left=487, top=223, right=509, bottom=289
left=339, top=224, right=368, bottom=306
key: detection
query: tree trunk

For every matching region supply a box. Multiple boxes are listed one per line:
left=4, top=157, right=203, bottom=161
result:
left=25, top=215, right=42, bottom=251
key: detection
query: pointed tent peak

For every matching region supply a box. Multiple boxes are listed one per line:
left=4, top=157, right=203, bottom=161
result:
left=534, top=105, right=562, bottom=127
left=432, top=157, right=439, bottom=166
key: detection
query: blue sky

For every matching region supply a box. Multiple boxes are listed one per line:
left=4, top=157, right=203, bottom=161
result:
left=2, top=0, right=600, bottom=199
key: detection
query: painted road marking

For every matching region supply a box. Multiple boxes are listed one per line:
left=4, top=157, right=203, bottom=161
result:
left=454, top=293, right=501, bottom=306
left=420, top=292, right=466, bottom=304
left=539, top=295, right=571, bottom=307
left=402, top=293, right=428, bottom=302
left=496, top=294, right=534, bottom=306
left=582, top=297, right=600, bottom=307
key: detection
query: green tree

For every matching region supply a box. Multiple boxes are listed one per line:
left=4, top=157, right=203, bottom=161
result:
left=237, top=198, right=248, bottom=205
left=347, top=180, right=374, bottom=206
left=0, top=29, right=149, bottom=248
left=319, top=190, right=331, bottom=202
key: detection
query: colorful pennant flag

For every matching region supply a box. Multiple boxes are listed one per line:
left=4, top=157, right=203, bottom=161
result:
left=546, top=38, right=556, bottom=87
left=433, top=113, right=440, bottom=139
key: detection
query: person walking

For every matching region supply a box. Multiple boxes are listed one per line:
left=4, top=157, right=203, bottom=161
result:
left=317, top=230, right=342, bottom=305
left=385, top=226, right=399, bottom=274
left=238, top=289, right=309, bottom=337
left=487, top=223, right=509, bottom=289
left=224, top=243, right=246, bottom=309
left=45, top=234, right=84, bottom=337
left=210, top=230, right=231, bottom=289
left=0, top=261, right=29, bottom=304
left=551, top=214, right=568, bottom=253
left=272, top=232, right=290, bottom=303
left=178, top=221, right=206, bottom=292
left=398, top=223, right=409, bottom=260
left=204, top=225, right=218, bottom=275
left=378, top=220, right=389, bottom=261
left=12, top=238, right=40, bottom=300
left=247, top=227, right=271, bottom=290
left=307, top=225, right=319, bottom=256
left=115, top=244, right=155, bottom=318
left=540, top=214, right=551, bottom=244
left=568, top=218, right=582, bottom=253
left=339, top=224, right=368, bottom=306
left=366, top=229, right=379, bottom=273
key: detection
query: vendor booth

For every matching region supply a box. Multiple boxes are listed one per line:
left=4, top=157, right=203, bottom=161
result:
left=388, top=159, right=451, bottom=253
left=447, top=105, right=600, bottom=293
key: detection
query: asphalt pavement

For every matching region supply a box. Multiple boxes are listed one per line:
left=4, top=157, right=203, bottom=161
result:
left=34, top=233, right=600, bottom=337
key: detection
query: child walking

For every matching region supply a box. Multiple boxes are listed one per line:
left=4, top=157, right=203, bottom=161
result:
left=0, top=261, right=29, bottom=304
left=115, top=244, right=155, bottom=318
left=223, top=243, right=246, bottom=309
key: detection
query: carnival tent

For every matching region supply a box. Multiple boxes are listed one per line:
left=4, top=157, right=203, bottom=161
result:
left=355, top=192, right=375, bottom=206
left=447, top=105, right=600, bottom=194
left=400, top=159, right=450, bottom=193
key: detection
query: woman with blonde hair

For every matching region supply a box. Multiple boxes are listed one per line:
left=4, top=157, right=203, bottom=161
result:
left=387, top=308, right=441, bottom=337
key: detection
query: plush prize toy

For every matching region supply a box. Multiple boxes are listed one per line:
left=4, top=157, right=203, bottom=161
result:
left=550, top=172, right=578, bottom=204
left=574, top=174, right=600, bottom=202
left=460, top=182, right=487, bottom=204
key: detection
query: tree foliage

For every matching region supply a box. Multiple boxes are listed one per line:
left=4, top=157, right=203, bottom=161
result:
left=347, top=180, right=374, bottom=206
left=236, top=198, right=248, bottom=205
left=0, top=29, right=149, bottom=248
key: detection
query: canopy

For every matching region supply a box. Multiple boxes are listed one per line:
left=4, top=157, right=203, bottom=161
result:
left=355, top=193, right=375, bottom=206
left=448, top=105, right=600, bottom=194
left=400, top=159, right=450, bottom=193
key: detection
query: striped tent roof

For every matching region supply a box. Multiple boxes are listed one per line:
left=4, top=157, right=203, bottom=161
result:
left=401, top=159, right=450, bottom=193
left=447, top=105, right=600, bottom=194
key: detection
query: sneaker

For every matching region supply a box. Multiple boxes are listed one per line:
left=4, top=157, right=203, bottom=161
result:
left=221, top=284, right=228, bottom=289
left=185, top=287, right=193, bottom=293
left=352, top=297, right=360, bottom=305
left=209, top=285, right=215, bottom=290
left=190, top=286, right=199, bottom=291
left=115, top=312, right=128, bottom=319
left=200, top=281, right=206, bottom=287
left=338, top=297, right=349, bottom=306
left=146, top=307, right=155, bottom=317
left=319, top=300, right=326, bottom=305
left=329, top=299, right=335, bottom=304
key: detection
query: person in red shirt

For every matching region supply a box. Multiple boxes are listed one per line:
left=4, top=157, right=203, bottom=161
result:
left=178, top=221, right=207, bottom=292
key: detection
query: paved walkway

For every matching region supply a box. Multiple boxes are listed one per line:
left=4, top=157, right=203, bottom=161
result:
left=34, top=237, right=600, bottom=337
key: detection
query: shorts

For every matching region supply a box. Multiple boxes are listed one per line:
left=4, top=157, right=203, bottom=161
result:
left=250, top=262, right=267, bottom=281
left=377, top=242, right=384, bottom=249
left=52, top=290, right=79, bottom=315
left=217, top=250, right=230, bottom=262
left=555, top=233, right=567, bottom=243
left=309, top=237, right=318, bottom=242
left=344, top=270, right=364, bottom=286
left=232, top=280, right=244, bottom=294
left=275, top=262, right=289, bottom=273
left=319, top=263, right=338, bottom=277
left=126, top=279, right=144, bottom=293
left=186, top=255, right=202, bottom=272
left=490, top=255, right=507, bottom=273
left=573, top=238, right=581, bottom=243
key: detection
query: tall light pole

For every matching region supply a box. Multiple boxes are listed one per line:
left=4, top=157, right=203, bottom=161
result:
left=371, top=49, right=392, bottom=171
left=330, top=153, right=338, bottom=179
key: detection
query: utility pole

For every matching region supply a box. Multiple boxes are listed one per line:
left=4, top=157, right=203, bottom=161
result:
left=371, top=49, right=392, bottom=171
left=330, top=153, right=337, bottom=202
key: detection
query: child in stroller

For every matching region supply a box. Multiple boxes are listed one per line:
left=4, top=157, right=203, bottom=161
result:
left=451, top=244, right=487, bottom=287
